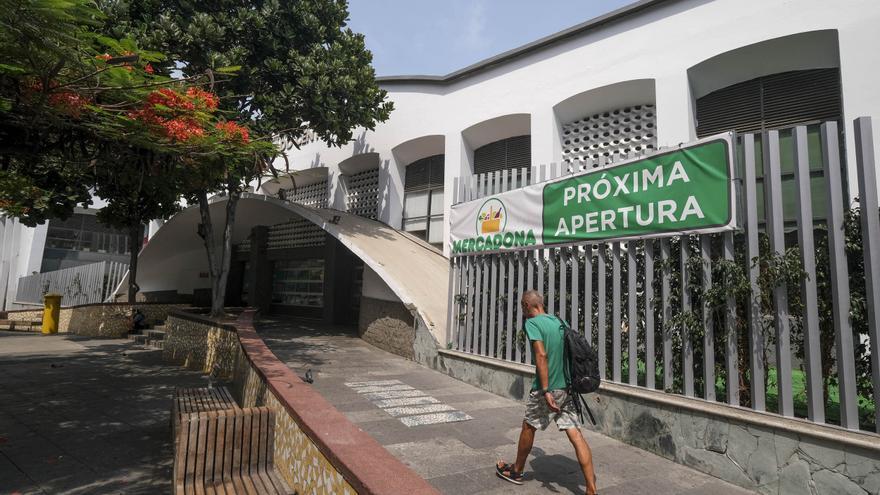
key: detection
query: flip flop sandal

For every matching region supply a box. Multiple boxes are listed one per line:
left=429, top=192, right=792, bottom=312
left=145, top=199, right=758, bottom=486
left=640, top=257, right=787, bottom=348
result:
left=495, top=461, right=524, bottom=485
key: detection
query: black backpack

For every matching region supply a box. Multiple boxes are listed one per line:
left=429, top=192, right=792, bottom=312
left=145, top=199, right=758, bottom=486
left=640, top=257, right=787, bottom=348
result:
left=554, top=316, right=600, bottom=424
left=558, top=317, right=601, bottom=394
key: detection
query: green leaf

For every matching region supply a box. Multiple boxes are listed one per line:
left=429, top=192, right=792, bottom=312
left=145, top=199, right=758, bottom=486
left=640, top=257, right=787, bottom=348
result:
left=214, top=66, right=242, bottom=74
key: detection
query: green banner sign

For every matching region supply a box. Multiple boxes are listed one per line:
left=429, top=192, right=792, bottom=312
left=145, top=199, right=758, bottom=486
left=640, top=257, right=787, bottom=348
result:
left=449, top=135, right=735, bottom=254
left=542, top=138, right=733, bottom=244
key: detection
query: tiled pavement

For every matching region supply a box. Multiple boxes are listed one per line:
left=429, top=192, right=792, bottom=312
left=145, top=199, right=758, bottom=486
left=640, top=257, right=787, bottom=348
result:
left=259, top=318, right=757, bottom=495
left=0, top=331, right=204, bottom=494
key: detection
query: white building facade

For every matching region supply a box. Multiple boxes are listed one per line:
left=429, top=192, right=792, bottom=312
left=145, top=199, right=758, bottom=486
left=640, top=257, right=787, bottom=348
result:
left=263, top=0, right=880, bottom=256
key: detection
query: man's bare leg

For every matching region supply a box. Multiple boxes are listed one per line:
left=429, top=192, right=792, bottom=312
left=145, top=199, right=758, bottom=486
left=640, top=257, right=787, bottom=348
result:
left=565, top=427, right=598, bottom=494
left=513, top=421, right=537, bottom=473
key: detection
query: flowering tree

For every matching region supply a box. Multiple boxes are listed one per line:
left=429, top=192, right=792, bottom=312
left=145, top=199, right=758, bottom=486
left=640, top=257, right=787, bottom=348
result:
left=0, top=0, right=276, bottom=303
left=107, top=0, right=393, bottom=315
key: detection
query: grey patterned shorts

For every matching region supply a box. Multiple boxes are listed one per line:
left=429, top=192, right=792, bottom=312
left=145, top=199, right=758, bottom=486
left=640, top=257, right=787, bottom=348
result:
left=523, top=389, right=580, bottom=431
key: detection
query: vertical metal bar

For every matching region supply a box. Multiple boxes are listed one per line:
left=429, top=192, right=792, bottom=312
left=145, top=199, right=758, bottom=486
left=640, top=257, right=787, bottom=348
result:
left=473, top=256, right=483, bottom=354
left=447, top=257, right=458, bottom=347
left=612, top=243, right=622, bottom=382
left=792, top=126, right=824, bottom=422
left=506, top=253, right=515, bottom=362
left=681, top=237, right=694, bottom=397
left=521, top=167, right=529, bottom=188
left=493, top=171, right=502, bottom=195
left=548, top=248, right=556, bottom=315
left=480, top=257, right=490, bottom=356
left=742, top=133, right=766, bottom=411
left=763, top=130, right=793, bottom=416
left=584, top=245, right=593, bottom=341
left=525, top=250, right=534, bottom=365
left=723, top=232, right=739, bottom=406
left=854, top=117, right=880, bottom=432
left=516, top=251, right=525, bottom=363
left=497, top=254, right=506, bottom=359
left=453, top=177, right=460, bottom=204
left=465, top=256, right=475, bottom=353
left=549, top=162, right=559, bottom=179
left=571, top=247, right=579, bottom=331
left=627, top=242, right=638, bottom=385
left=501, top=169, right=509, bottom=194
left=701, top=235, right=715, bottom=401
left=598, top=245, right=607, bottom=379
left=645, top=240, right=655, bottom=389
left=822, top=121, right=858, bottom=429
left=537, top=249, right=545, bottom=303
left=489, top=255, right=498, bottom=358
left=459, top=258, right=469, bottom=351
left=559, top=248, right=568, bottom=321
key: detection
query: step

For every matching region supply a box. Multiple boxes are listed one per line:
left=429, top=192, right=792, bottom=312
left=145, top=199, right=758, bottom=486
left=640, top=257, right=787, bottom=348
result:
left=146, top=330, right=165, bottom=340
left=148, top=340, right=164, bottom=350
left=132, top=334, right=149, bottom=345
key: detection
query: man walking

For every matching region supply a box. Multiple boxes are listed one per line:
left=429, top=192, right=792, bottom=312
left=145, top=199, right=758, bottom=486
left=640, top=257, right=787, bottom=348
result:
left=496, top=290, right=598, bottom=495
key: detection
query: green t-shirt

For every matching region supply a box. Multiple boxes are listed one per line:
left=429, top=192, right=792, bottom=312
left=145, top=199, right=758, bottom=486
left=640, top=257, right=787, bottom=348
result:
left=525, top=314, right=568, bottom=391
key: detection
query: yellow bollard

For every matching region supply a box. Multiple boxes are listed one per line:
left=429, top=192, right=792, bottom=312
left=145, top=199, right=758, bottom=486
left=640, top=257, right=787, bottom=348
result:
left=42, top=293, right=62, bottom=335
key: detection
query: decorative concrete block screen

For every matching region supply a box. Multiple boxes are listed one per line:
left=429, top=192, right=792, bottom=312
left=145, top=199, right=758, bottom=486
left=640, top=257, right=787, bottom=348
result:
left=236, top=218, right=326, bottom=253
left=281, top=180, right=328, bottom=209
left=562, top=104, right=656, bottom=168
left=267, top=218, right=326, bottom=250
left=449, top=117, right=880, bottom=437
left=345, top=168, right=379, bottom=220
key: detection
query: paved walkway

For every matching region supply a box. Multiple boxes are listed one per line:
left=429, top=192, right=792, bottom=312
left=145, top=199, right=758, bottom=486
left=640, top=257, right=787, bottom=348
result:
left=0, top=331, right=204, bottom=494
left=259, top=319, right=756, bottom=495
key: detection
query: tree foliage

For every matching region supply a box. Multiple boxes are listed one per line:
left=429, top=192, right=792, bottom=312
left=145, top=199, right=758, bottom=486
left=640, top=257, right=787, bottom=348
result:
left=0, top=0, right=277, bottom=302
left=102, top=0, right=393, bottom=315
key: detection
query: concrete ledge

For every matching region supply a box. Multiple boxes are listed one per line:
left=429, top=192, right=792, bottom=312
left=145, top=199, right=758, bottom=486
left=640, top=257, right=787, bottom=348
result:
left=439, top=348, right=880, bottom=454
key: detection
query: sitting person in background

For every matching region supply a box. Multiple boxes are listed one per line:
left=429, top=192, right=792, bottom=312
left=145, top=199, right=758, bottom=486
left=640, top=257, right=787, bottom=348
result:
left=131, top=309, right=147, bottom=332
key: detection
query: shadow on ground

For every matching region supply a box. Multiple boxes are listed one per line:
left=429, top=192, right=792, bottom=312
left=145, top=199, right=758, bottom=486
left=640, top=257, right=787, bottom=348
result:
left=0, top=332, right=205, bottom=494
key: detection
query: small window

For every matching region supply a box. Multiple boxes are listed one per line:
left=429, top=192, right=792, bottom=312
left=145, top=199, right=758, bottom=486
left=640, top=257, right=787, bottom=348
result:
left=403, top=154, right=445, bottom=247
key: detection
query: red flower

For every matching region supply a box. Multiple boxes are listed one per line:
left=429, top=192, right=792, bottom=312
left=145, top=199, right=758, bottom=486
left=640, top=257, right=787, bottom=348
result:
left=95, top=53, right=112, bottom=61
left=214, top=121, right=250, bottom=143
left=186, top=87, right=218, bottom=110
left=144, top=63, right=154, bottom=74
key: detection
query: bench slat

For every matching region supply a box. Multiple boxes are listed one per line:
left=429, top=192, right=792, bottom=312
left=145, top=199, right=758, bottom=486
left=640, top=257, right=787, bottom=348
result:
left=173, top=392, right=290, bottom=495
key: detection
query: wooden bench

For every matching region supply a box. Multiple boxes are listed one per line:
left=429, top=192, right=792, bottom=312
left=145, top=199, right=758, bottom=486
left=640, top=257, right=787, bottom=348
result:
left=173, top=404, right=291, bottom=494
left=172, top=387, right=241, bottom=438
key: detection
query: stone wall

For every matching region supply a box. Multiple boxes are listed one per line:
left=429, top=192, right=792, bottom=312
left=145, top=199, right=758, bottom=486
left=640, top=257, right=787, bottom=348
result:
left=7, top=303, right=186, bottom=337
left=163, top=312, right=240, bottom=377
left=358, top=296, right=415, bottom=359
left=428, top=347, right=880, bottom=495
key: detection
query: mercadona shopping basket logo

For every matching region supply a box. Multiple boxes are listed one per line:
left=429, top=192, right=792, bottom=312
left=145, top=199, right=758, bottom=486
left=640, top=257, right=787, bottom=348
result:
left=476, top=198, right=507, bottom=235
left=452, top=197, right=537, bottom=254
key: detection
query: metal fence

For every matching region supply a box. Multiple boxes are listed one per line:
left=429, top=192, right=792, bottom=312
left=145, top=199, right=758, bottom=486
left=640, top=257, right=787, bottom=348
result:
left=15, top=261, right=128, bottom=307
left=447, top=117, right=880, bottom=434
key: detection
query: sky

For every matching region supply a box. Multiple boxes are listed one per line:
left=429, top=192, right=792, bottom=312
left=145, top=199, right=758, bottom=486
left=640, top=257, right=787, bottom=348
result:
left=347, top=0, right=635, bottom=77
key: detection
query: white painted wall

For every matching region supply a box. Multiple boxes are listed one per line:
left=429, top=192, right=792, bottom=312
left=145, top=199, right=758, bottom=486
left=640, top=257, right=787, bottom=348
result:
left=0, top=218, right=47, bottom=310
left=271, top=0, right=880, bottom=256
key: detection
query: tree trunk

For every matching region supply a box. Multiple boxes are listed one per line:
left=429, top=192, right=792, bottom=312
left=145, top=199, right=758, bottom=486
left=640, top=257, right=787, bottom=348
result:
left=197, top=187, right=241, bottom=317
left=197, top=191, right=221, bottom=315
left=212, top=187, right=240, bottom=316
left=127, top=224, right=142, bottom=303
